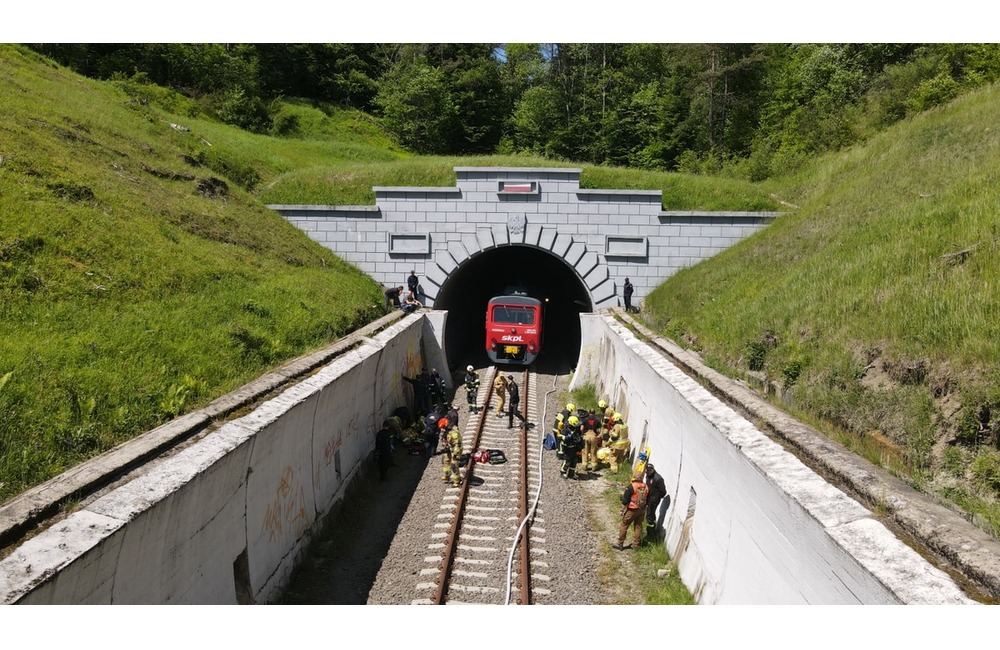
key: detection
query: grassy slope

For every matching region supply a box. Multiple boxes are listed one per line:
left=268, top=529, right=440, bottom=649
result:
left=0, top=46, right=386, bottom=501
left=644, top=82, right=1000, bottom=533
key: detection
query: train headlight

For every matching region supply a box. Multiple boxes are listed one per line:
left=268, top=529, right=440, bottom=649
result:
left=528, top=341, right=537, bottom=352
left=510, top=327, right=516, bottom=335
left=490, top=338, right=498, bottom=348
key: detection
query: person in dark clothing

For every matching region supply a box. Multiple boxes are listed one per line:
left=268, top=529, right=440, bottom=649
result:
left=375, top=424, right=393, bottom=481
left=464, top=365, right=480, bottom=413
left=506, top=375, right=525, bottom=429
left=423, top=409, right=441, bottom=456
left=403, top=370, right=431, bottom=414
left=407, top=270, right=420, bottom=297
left=644, top=463, right=668, bottom=541
left=622, top=278, right=635, bottom=313
left=429, top=369, right=445, bottom=407
left=385, top=285, right=404, bottom=308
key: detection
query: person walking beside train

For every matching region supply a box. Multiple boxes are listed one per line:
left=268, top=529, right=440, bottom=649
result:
left=464, top=365, right=480, bottom=414
left=614, top=470, right=649, bottom=549
left=493, top=371, right=508, bottom=418
left=506, top=375, right=526, bottom=429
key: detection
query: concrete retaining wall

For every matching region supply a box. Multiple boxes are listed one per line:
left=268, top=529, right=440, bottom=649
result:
left=0, top=316, right=426, bottom=604
left=572, top=313, right=975, bottom=604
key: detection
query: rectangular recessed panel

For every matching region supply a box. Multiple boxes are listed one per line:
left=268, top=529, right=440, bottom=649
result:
left=605, top=235, right=647, bottom=258
left=389, top=233, right=430, bottom=255
left=498, top=181, right=539, bottom=194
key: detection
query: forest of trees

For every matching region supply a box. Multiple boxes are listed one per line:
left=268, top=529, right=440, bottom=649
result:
left=30, top=43, right=1000, bottom=179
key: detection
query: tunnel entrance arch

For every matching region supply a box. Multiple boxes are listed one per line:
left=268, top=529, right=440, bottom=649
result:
left=433, top=244, right=594, bottom=372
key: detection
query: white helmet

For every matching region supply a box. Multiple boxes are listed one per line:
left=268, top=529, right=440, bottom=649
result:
left=467, top=365, right=474, bottom=372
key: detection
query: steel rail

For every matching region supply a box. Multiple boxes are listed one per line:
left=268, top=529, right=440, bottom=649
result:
left=431, top=366, right=498, bottom=605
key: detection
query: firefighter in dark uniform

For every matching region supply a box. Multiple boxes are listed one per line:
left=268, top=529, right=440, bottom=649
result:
left=560, top=415, right=583, bottom=478
left=464, top=365, right=480, bottom=413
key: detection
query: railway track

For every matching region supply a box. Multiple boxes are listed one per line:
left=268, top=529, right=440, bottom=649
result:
left=413, top=367, right=549, bottom=605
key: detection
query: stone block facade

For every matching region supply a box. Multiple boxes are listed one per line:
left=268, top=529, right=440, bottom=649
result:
left=269, top=167, right=781, bottom=309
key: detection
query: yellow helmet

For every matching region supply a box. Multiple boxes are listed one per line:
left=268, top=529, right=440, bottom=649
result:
left=613, top=412, right=623, bottom=422
left=566, top=403, right=575, bottom=412
left=555, top=413, right=564, bottom=421
left=598, top=400, right=607, bottom=409
left=567, top=415, right=580, bottom=426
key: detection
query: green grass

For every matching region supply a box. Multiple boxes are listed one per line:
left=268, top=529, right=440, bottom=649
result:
left=0, top=45, right=385, bottom=501
left=644, top=81, right=1000, bottom=533
left=599, top=465, right=694, bottom=604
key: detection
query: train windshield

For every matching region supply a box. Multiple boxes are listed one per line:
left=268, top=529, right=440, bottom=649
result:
left=492, top=305, right=536, bottom=325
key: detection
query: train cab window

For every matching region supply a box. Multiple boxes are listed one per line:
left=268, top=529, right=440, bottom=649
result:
left=493, top=306, right=535, bottom=325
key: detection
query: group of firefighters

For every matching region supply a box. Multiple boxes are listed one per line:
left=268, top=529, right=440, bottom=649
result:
left=551, top=400, right=630, bottom=479
left=388, top=366, right=667, bottom=547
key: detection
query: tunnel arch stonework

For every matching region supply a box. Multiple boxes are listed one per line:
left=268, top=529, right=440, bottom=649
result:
left=269, top=167, right=782, bottom=309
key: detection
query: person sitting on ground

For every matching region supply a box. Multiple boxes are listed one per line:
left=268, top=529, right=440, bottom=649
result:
left=400, top=290, right=421, bottom=313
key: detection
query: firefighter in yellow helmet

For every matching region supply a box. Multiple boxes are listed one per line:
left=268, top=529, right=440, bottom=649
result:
left=493, top=371, right=508, bottom=417
left=439, top=417, right=452, bottom=482
left=441, top=421, right=464, bottom=487
left=614, top=470, right=648, bottom=550
left=580, top=408, right=602, bottom=473
left=560, top=415, right=584, bottom=478
left=607, top=413, right=630, bottom=473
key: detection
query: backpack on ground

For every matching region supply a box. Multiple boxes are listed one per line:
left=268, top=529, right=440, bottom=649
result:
left=543, top=433, right=557, bottom=450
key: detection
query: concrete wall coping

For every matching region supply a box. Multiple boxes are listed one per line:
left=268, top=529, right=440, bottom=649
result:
left=454, top=166, right=582, bottom=174
left=659, top=210, right=785, bottom=218
left=265, top=204, right=379, bottom=212
left=372, top=187, right=462, bottom=194
left=577, top=188, right=662, bottom=197
left=0, top=310, right=409, bottom=551
left=617, top=309, right=1000, bottom=602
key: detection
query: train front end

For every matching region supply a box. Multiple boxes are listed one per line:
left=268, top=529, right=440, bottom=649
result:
left=486, top=296, right=542, bottom=365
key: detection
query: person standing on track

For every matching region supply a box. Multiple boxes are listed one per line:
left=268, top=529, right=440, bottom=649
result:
left=493, top=371, right=508, bottom=418
left=506, top=374, right=525, bottom=429
left=464, top=365, right=480, bottom=414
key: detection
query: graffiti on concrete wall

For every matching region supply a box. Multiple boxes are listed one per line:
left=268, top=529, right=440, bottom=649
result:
left=261, top=465, right=309, bottom=544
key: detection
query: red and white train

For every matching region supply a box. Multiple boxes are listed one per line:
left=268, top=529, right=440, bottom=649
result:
left=485, top=294, right=544, bottom=365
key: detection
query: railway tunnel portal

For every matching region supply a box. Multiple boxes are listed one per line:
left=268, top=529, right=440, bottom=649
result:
left=269, top=166, right=782, bottom=372
left=432, top=243, right=592, bottom=370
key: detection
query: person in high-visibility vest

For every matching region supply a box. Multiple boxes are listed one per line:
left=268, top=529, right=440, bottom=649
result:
left=580, top=408, right=602, bottom=472
left=441, top=420, right=463, bottom=487
left=607, top=413, right=630, bottom=473
left=614, top=470, right=648, bottom=549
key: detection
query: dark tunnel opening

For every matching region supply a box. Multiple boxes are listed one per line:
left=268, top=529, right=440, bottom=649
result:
left=432, top=246, right=592, bottom=375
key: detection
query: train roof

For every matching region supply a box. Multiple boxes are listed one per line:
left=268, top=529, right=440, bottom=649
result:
left=488, top=295, right=542, bottom=307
